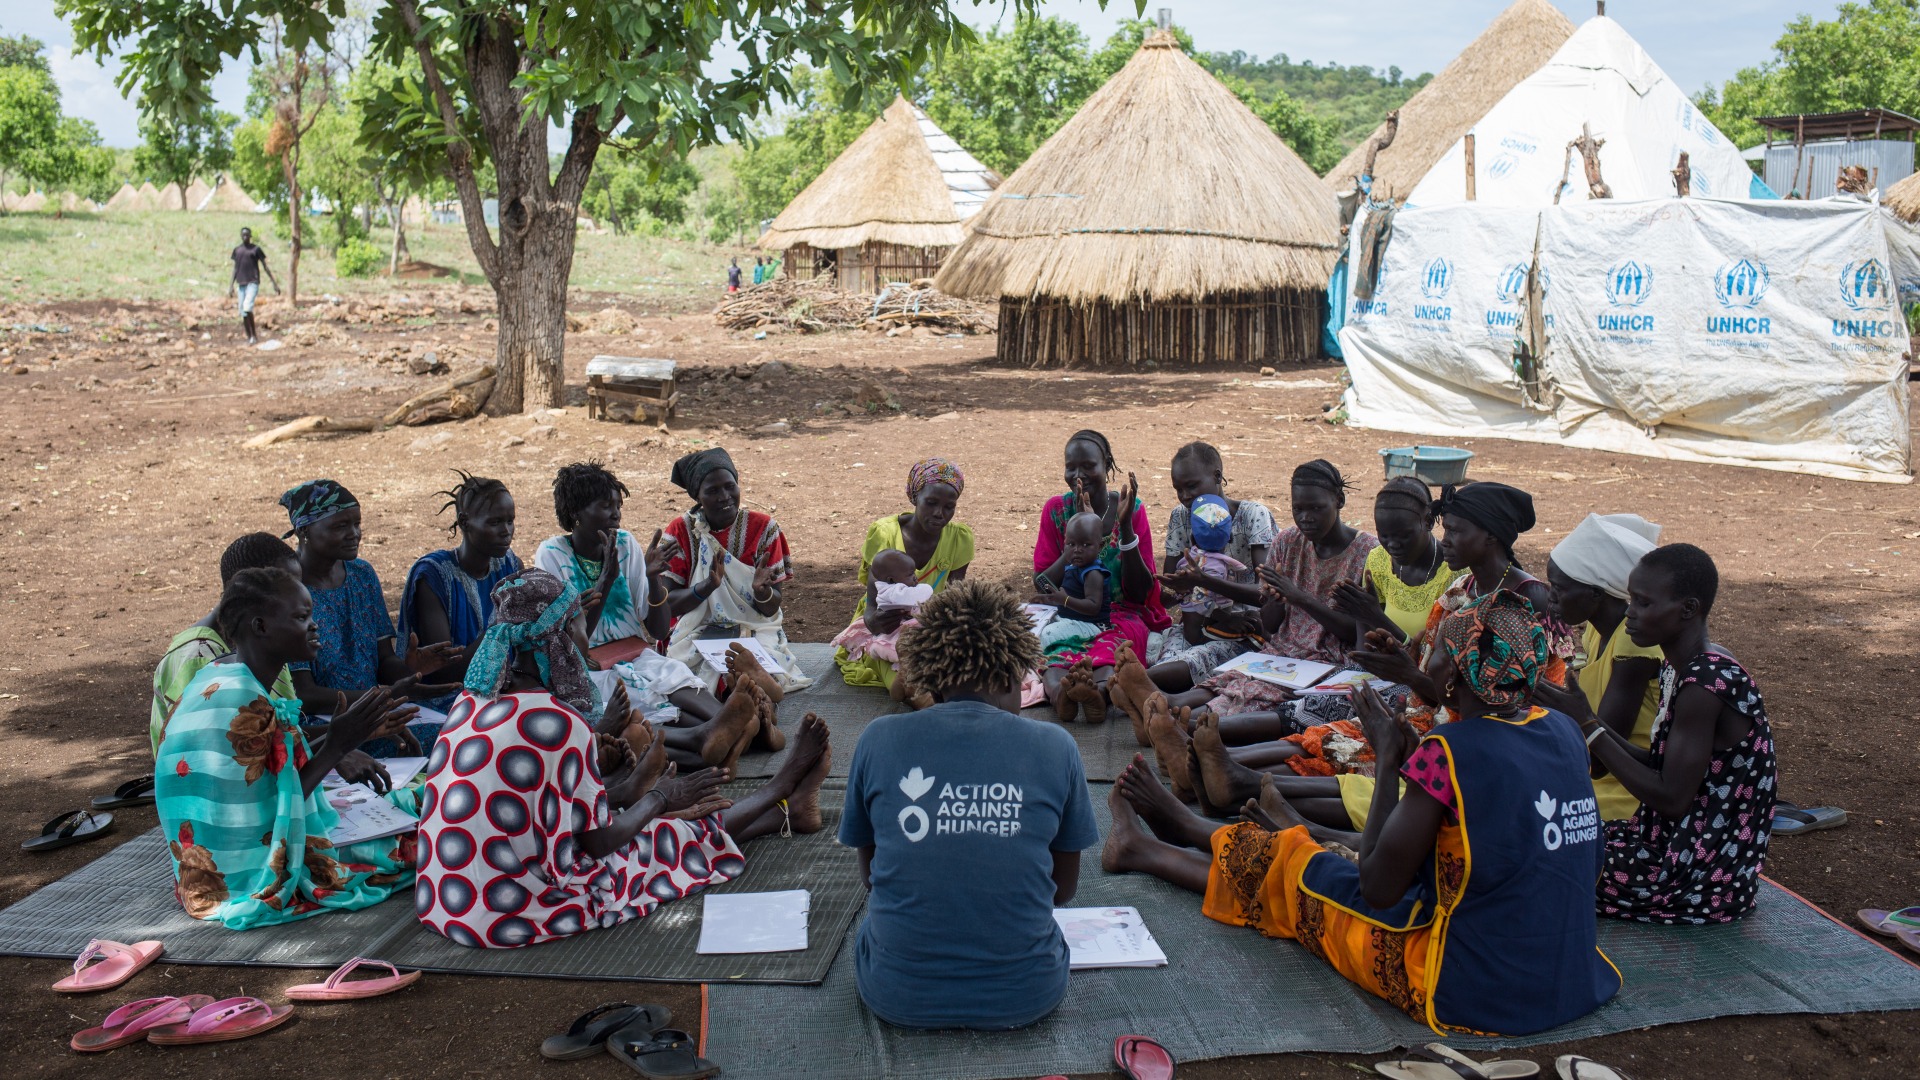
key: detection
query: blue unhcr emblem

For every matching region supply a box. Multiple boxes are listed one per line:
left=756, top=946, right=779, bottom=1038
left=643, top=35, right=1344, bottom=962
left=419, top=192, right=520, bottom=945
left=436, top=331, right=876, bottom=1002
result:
left=1838, top=260, right=1891, bottom=311
left=1421, top=257, right=1453, bottom=300
left=1714, top=259, right=1769, bottom=309
left=1604, top=261, right=1654, bottom=307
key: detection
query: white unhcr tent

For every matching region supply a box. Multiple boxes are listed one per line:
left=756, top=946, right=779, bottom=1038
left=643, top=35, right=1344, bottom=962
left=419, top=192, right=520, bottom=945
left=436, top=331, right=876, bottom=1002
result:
left=1339, top=15, right=1916, bottom=482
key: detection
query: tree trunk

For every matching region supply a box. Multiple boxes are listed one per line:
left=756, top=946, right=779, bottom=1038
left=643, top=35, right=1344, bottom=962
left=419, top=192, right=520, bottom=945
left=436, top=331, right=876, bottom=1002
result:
left=179, top=183, right=189, bottom=211
left=386, top=194, right=409, bottom=275
left=280, top=149, right=303, bottom=305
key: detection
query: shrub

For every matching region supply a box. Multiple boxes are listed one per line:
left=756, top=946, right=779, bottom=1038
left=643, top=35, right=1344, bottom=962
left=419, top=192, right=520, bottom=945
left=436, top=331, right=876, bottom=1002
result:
left=334, top=237, right=382, bottom=278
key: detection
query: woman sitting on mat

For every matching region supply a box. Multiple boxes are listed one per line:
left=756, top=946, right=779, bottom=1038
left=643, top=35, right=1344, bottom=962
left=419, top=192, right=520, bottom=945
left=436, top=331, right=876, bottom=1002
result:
left=415, top=568, right=831, bottom=949
left=1536, top=544, right=1776, bottom=926
left=281, top=479, right=461, bottom=752
left=534, top=461, right=723, bottom=726
left=1145, top=441, right=1278, bottom=685
left=841, top=579, right=1098, bottom=1030
left=398, top=472, right=524, bottom=707
left=1158, top=460, right=1377, bottom=713
left=656, top=448, right=812, bottom=693
left=1032, top=429, right=1168, bottom=719
left=151, top=532, right=303, bottom=757
left=834, top=457, right=973, bottom=694
left=1102, top=589, right=1620, bottom=1037
left=1542, top=513, right=1664, bottom=821
left=156, top=568, right=425, bottom=929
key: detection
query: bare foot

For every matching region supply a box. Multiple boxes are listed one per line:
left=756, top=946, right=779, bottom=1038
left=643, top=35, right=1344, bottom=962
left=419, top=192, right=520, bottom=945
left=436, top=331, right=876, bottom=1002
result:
left=1254, top=772, right=1312, bottom=833
left=1052, top=668, right=1083, bottom=723
left=1116, top=754, right=1199, bottom=846
left=1109, top=641, right=1157, bottom=746
left=700, top=684, right=761, bottom=768
left=751, top=685, right=785, bottom=753
left=1192, top=712, right=1264, bottom=811
left=631, top=727, right=669, bottom=796
left=1066, top=660, right=1106, bottom=724
left=1100, top=784, right=1148, bottom=875
left=771, top=711, right=829, bottom=793
left=727, top=643, right=785, bottom=703
left=786, top=714, right=832, bottom=834
left=1173, top=705, right=1197, bottom=737
left=621, top=711, right=656, bottom=764
left=1144, top=692, right=1194, bottom=801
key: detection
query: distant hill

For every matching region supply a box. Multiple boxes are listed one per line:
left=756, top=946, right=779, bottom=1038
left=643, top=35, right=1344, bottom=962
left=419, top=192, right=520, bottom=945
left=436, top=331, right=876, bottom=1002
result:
left=1204, top=51, right=1433, bottom=158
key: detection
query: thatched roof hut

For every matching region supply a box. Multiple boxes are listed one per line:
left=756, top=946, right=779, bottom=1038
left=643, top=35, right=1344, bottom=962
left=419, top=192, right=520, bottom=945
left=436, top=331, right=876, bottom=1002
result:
left=201, top=174, right=262, bottom=213
left=184, top=177, right=213, bottom=210
left=136, top=182, right=162, bottom=209
left=934, top=30, right=1340, bottom=366
left=1889, top=170, right=1920, bottom=223
left=156, top=181, right=185, bottom=210
left=1324, top=0, right=1574, bottom=198
left=102, top=183, right=140, bottom=211
left=760, top=95, right=998, bottom=292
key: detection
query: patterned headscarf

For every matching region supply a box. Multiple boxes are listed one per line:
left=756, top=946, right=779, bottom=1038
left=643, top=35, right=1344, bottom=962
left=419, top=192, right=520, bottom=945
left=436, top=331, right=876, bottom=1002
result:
left=1436, top=591, right=1548, bottom=708
left=278, top=479, right=358, bottom=538
left=463, top=568, right=599, bottom=718
left=670, top=447, right=737, bottom=502
left=906, top=457, right=965, bottom=502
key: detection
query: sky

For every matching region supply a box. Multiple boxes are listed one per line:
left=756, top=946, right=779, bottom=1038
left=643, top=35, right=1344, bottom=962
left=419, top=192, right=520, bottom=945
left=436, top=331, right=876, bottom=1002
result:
left=8, top=0, right=1842, bottom=149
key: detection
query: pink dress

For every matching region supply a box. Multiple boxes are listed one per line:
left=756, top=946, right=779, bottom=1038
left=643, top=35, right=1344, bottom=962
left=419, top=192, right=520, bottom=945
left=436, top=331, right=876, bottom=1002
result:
left=1202, top=526, right=1378, bottom=715
left=1032, top=494, right=1171, bottom=668
left=415, top=690, right=744, bottom=949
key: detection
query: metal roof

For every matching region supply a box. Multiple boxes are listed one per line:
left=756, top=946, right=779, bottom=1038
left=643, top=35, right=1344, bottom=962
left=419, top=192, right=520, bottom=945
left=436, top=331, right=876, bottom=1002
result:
left=1752, top=108, right=1920, bottom=141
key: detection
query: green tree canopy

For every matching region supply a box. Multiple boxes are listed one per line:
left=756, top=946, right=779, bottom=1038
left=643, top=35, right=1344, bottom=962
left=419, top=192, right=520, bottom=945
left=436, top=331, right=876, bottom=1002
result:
left=132, top=110, right=237, bottom=208
left=1697, top=0, right=1920, bottom=152
left=0, top=42, right=113, bottom=208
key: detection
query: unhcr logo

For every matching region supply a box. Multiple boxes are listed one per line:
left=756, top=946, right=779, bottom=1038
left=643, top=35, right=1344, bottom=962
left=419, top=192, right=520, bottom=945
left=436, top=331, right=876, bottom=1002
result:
left=1489, top=153, right=1517, bottom=179
left=1838, top=260, right=1892, bottom=312
left=1494, top=263, right=1549, bottom=306
left=1597, top=261, right=1655, bottom=334
left=1420, top=258, right=1453, bottom=300
left=1714, top=259, right=1769, bottom=309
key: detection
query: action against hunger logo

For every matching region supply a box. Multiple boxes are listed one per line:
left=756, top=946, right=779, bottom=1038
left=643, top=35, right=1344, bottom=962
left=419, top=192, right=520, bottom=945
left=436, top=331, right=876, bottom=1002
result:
left=1714, top=259, right=1769, bottom=309
left=897, top=767, right=934, bottom=842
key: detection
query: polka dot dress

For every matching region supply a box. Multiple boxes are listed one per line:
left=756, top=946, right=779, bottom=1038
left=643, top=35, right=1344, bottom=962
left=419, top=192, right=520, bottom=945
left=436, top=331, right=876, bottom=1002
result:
left=415, top=691, right=744, bottom=948
left=1597, top=653, right=1775, bottom=925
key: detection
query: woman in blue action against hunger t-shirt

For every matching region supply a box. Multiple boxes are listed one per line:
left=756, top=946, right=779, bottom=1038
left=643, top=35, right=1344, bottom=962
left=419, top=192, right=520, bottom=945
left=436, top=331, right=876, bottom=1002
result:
left=840, top=579, right=1100, bottom=1030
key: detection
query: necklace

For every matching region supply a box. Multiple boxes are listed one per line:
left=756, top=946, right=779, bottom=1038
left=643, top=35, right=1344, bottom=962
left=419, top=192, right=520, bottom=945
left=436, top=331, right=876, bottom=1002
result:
left=1470, top=562, right=1514, bottom=598
left=1392, top=540, right=1442, bottom=584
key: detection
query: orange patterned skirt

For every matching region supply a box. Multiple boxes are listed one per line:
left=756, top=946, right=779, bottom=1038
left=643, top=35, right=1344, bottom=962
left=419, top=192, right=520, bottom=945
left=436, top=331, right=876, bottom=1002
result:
left=1202, top=822, right=1432, bottom=1021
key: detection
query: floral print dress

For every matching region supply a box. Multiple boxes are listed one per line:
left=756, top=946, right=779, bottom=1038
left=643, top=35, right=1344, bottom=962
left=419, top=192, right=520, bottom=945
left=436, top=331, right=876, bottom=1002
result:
left=154, top=662, right=416, bottom=930
left=1597, top=652, right=1776, bottom=925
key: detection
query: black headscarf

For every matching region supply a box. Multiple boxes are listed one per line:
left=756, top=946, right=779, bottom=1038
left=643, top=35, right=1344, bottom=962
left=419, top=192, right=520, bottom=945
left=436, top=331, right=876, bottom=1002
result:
left=1437, top=482, right=1536, bottom=556
left=278, top=479, right=358, bottom=539
left=1291, top=459, right=1351, bottom=498
left=670, top=447, right=738, bottom=502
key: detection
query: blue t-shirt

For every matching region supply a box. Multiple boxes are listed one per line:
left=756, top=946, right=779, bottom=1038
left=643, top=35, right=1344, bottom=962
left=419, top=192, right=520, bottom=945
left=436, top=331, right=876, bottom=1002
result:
left=289, top=558, right=396, bottom=695
left=839, top=699, right=1100, bottom=1030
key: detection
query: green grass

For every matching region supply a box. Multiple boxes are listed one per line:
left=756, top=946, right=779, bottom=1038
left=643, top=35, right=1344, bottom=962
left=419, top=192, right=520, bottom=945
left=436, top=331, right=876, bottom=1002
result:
left=0, top=209, right=757, bottom=306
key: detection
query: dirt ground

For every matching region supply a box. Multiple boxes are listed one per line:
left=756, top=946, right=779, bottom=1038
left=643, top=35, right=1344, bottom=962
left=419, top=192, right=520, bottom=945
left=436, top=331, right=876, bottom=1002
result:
left=2, top=282, right=1918, bottom=1079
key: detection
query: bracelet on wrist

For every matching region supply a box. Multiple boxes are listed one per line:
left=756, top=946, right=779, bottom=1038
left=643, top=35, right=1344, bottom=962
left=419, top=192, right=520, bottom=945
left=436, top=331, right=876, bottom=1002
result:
left=1584, top=723, right=1606, bottom=747
left=1116, top=534, right=1140, bottom=552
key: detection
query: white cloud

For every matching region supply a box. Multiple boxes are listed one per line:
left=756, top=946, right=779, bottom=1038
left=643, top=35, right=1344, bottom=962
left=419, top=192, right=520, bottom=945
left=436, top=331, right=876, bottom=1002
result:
left=47, top=47, right=138, bottom=146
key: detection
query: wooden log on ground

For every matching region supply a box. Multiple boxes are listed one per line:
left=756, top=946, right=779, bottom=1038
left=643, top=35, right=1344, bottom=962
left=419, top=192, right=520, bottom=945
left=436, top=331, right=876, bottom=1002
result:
left=380, top=365, right=497, bottom=425
left=242, top=414, right=383, bottom=449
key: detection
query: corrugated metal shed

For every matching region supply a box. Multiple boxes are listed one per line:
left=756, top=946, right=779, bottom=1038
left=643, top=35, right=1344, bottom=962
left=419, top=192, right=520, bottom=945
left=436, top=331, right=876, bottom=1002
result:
left=1761, top=140, right=1915, bottom=199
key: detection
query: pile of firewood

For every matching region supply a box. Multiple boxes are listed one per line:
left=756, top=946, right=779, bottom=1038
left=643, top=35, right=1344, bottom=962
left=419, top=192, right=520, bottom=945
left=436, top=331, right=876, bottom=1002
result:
left=711, top=277, right=996, bottom=334
left=241, top=366, right=494, bottom=448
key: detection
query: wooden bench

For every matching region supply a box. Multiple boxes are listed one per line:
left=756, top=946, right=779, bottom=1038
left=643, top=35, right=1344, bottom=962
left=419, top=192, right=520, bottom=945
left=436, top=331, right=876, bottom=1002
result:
left=585, top=356, right=678, bottom=425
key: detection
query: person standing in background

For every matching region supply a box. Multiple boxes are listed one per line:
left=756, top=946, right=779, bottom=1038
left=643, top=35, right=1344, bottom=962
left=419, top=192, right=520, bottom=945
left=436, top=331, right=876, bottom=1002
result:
left=226, top=227, right=280, bottom=345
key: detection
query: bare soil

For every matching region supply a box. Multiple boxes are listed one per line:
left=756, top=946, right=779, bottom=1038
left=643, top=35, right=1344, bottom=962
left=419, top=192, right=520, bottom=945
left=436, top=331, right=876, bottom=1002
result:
left=2, top=283, right=1917, bottom=1078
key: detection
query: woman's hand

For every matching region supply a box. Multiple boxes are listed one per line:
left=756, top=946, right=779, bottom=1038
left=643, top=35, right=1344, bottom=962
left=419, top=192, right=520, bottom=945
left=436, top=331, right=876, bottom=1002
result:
left=1532, top=679, right=1595, bottom=726
left=1206, top=608, right=1264, bottom=639
left=1256, top=565, right=1308, bottom=606
left=328, top=687, right=416, bottom=750
left=866, top=605, right=910, bottom=634
left=1114, top=472, right=1138, bottom=538
left=643, top=529, right=670, bottom=581
left=1028, top=593, right=1064, bottom=607
left=752, top=562, right=778, bottom=595
left=388, top=671, right=463, bottom=703
left=333, top=749, right=392, bottom=793
left=1349, top=628, right=1424, bottom=686
left=596, top=527, right=622, bottom=591
left=652, top=763, right=729, bottom=814
left=1332, top=581, right=1390, bottom=623
left=1070, top=477, right=1093, bottom=518
left=403, top=633, right=464, bottom=676
left=1157, top=569, right=1208, bottom=594
left=704, top=547, right=729, bottom=595
left=1353, top=682, right=1414, bottom=765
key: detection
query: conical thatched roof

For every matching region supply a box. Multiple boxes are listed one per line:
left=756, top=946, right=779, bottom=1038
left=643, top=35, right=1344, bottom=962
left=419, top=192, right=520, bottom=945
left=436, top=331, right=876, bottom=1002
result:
left=103, top=183, right=139, bottom=211
left=1324, top=0, right=1574, bottom=198
left=136, top=182, right=162, bottom=208
left=156, top=181, right=185, bottom=209
left=14, top=191, right=46, bottom=212
left=759, top=96, right=997, bottom=251
left=202, top=174, right=262, bottom=213
left=936, top=30, right=1338, bottom=303
left=1889, top=171, right=1920, bottom=223
left=184, top=177, right=212, bottom=209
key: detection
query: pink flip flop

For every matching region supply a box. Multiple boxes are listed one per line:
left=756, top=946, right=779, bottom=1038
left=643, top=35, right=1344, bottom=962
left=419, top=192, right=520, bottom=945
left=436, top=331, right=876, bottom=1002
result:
left=53, top=938, right=166, bottom=993
left=145, top=996, right=294, bottom=1045
left=70, top=994, right=212, bottom=1052
left=285, top=957, right=422, bottom=1001
left=1115, top=1034, right=1176, bottom=1080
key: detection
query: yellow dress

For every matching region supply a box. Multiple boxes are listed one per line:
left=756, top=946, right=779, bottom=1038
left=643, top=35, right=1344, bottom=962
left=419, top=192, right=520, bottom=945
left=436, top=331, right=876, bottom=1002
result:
left=1580, top=620, right=1664, bottom=820
left=834, top=514, right=975, bottom=688
left=1364, top=546, right=1466, bottom=644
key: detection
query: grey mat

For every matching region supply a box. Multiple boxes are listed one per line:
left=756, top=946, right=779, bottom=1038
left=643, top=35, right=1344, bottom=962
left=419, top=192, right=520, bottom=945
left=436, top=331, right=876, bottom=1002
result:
left=0, top=782, right=862, bottom=985
left=741, top=643, right=1146, bottom=782
left=706, top=783, right=1920, bottom=1079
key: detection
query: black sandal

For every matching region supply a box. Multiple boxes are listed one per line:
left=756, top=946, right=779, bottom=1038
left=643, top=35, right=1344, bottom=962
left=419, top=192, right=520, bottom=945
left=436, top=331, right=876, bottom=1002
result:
left=22, top=809, right=113, bottom=852
left=540, top=1002, right=672, bottom=1061
left=91, top=776, right=157, bottom=810
left=607, top=1028, right=720, bottom=1079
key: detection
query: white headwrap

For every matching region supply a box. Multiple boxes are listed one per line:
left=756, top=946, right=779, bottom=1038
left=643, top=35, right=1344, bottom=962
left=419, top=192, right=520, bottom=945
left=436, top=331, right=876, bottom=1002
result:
left=1551, top=513, right=1661, bottom=600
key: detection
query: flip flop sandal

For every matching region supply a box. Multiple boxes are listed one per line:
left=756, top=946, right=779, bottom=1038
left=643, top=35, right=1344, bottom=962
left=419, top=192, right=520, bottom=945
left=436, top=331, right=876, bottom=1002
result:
left=70, top=994, right=213, bottom=1052
left=1555, top=1056, right=1636, bottom=1080
left=285, top=957, right=422, bottom=1002
left=1772, top=805, right=1847, bottom=836
left=1858, top=907, right=1920, bottom=937
left=1415, top=1044, right=1540, bottom=1078
left=52, top=938, right=165, bottom=993
left=22, top=809, right=112, bottom=852
left=90, top=776, right=156, bottom=810
left=607, top=1027, right=720, bottom=1079
left=1893, top=927, right=1920, bottom=957
left=145, top=996, right=294, bottom=1045
left=1114, top=1034, right=1175, bottom=1080
left=540, top=1001, right=673, bottom=1061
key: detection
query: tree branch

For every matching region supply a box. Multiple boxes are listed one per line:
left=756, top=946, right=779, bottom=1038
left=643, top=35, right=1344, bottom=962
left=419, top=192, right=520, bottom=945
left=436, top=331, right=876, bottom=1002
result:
left=552, top=104, right=612, bottom=206
left=391, top=0, right=499, bottom=283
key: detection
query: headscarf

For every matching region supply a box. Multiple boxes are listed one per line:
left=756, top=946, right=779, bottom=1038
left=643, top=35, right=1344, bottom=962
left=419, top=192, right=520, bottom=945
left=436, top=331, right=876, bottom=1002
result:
left=1436, top=482, right=1535, bottom=555
left=1551, top=513, right=1661, bottom=600
left=462, top=568, right=599, bottom=718
left=1066, top=429, right=1115, bottom=471
left=906, top=457, right=965, bottom=502
left=278, top=479, right=358, bottom=538
left=1436, top=591, right=1549, bottom=707
left=1291, top=459, right=1351, bottom=498
left=670, top=447, right=737, bottom=502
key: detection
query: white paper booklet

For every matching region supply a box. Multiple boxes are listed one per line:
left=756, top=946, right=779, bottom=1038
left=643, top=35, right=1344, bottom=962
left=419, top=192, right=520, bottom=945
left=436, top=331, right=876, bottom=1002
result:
left=324, top=783, right=419, bottom=846
left=323, top=755, right=429, bottom=790
left=1023, top=604, right=1059, bottom=631
left=692, top=637, right=785, bottom=675
left=697, top=890, right=810, bottom=954
left=1054, top=906, right=1168, bottom=970
left=1209, top=653, right=1336, bottom=690
left=1296, top=671, right=1404, bottom=697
